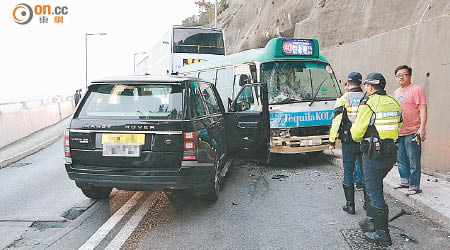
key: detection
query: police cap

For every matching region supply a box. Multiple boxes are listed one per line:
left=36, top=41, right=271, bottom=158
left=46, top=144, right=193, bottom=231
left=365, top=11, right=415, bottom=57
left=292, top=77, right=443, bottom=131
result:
left=347, top=72, right=362, bottom=85
left=364, top=72, right=386, bottom=87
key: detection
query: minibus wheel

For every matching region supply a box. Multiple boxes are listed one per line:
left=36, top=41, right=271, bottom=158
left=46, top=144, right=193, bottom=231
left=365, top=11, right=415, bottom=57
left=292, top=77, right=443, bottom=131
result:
left=306, top=150, right=324, bottom=156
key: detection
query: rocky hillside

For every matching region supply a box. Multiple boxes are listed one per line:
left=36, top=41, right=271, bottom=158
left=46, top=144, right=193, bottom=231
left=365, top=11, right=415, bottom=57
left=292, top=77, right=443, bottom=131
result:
left=211, top=0, right=450, bottom=175
left=216, top=0, right=450, bottom=53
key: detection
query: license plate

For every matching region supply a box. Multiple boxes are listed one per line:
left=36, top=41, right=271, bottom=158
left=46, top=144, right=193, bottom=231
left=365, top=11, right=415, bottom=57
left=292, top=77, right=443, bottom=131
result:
left=102, top=134, right=145, bottom=157
left=102, top=143, right=141, bottom=157
left=102, top=134, right=145, bottom=144
left=300, top=139, right=322, bottom=146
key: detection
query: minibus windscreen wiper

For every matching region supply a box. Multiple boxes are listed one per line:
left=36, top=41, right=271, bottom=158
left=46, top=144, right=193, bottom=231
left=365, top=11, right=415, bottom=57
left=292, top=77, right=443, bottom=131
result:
left=309, top=77, right=328, bottom=106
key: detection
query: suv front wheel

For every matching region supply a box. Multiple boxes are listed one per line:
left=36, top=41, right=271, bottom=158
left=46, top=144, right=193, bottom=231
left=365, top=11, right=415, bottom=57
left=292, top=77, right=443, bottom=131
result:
left=81, top=186, right=112, bottom=199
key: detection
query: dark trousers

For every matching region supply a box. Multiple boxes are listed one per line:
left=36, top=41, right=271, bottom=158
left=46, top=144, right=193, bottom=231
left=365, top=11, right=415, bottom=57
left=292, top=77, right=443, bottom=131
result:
left=362, top=153, right=396, bottom=209
left=342, top=142, right=362, bottom=186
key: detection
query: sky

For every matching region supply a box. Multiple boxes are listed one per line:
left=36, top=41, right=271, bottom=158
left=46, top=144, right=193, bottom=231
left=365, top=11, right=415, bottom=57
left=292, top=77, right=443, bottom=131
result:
left=1, top=0, right=200, bottom=103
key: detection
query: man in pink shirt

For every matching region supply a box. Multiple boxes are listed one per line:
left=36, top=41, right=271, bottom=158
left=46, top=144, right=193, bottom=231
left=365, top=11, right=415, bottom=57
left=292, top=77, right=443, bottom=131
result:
left=393, top=65, right=427, bottom=195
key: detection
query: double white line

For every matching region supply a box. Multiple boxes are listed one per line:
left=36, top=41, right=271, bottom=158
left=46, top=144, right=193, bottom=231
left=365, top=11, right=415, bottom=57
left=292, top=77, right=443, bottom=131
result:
left=79, top=191, right=160, bottom=250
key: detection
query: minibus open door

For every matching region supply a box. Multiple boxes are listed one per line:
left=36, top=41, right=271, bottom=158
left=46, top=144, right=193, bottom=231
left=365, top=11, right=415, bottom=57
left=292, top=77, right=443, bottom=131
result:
left=225, top=82, right=270, bottom=162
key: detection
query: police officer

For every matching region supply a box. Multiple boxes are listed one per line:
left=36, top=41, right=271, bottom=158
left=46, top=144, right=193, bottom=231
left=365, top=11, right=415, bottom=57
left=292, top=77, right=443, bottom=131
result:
left=351, top=73, right=402, bottom=246
left=329, top=72, right=365, bottom=215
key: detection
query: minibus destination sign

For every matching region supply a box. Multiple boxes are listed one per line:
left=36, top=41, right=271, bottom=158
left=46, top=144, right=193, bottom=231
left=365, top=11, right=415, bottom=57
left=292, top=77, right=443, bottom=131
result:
left=281, top=39, right=314, bottom=56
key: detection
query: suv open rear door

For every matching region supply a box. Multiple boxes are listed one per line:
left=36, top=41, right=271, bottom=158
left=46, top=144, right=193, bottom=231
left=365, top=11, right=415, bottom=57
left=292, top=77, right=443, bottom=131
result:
left=225, top=83, right=269, bottom=161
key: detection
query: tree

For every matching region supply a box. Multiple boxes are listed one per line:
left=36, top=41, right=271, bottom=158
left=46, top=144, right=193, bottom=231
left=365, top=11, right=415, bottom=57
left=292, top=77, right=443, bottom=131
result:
left=181, top=0, right=229, bottom=27
left=182, top=15, right=200, bottom=27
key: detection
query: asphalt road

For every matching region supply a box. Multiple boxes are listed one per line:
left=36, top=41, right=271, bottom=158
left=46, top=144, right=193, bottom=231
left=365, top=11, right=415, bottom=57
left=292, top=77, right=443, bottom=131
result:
left=130, top=153, right=450, bottom=250
left=1, top=139, right=449, bottom=249
left=0, top=138, right=111, bottom=250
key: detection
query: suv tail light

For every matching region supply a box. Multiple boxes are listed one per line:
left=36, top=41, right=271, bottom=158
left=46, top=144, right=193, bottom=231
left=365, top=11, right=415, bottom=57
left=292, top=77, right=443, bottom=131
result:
left=64, top=129, right=72, bottom=164
left=183, top=132, right=197, bottom=160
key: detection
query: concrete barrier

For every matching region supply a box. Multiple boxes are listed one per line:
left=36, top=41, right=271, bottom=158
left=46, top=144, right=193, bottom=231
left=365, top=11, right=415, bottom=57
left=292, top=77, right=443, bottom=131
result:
left=0, top=100, right=74, bottom=149
left=322, top=14, right=450, bottom=175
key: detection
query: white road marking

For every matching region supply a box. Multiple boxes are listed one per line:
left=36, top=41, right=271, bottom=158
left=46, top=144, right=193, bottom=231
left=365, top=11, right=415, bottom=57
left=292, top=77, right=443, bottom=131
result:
left=104, top=191, right=159, bottom=250
left=78, top=191, right=144, bottom=250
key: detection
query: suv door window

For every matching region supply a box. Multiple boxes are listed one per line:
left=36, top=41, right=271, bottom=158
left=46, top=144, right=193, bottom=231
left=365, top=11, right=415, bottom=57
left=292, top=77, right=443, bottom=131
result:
left=199, top=83, right=220, bottom=114
left=234, top=85, right=261, bottom=112
left=233, top=74, right=251, bottom=101
left=189, top=82, right=207, bottom=118
left=216, top=67, right=233, bottom=110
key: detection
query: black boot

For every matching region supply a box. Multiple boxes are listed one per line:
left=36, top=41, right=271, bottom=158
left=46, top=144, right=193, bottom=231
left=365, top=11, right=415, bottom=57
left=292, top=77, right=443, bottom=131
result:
left=362, top=184, right=369, bottom=210
left=343, top=184, right=355, bottom=215
left=364, top=204, right=392, bottom=246
left=359, top=202, right=375, bottom=232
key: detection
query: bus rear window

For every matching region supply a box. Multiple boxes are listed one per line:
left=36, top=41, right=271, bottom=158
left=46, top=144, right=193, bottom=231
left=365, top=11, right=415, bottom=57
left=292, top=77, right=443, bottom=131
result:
left=173, top=28, right=225, bottom=55
left=77, top=84, right=184, bottom=120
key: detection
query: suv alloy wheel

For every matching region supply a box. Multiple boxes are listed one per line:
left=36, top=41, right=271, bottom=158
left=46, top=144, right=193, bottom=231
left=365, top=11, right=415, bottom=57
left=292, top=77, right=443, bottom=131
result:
left=81, top=186, right=112, bottom=199
left=200, top=153, right=221, bottom=202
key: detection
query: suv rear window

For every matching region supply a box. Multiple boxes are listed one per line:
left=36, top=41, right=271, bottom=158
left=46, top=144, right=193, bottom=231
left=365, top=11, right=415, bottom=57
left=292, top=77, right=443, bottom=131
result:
left=77, top=83, right=184, bottom=119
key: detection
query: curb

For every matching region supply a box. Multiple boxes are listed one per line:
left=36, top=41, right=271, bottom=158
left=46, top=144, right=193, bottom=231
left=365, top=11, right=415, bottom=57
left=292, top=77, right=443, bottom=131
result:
left=0, top=133, right=63, bottom=169
left=33, top=199, right=106, bottom=250
left=327, top=153, right=450, bottom=232
left=382, top=179, right=450, bottom=232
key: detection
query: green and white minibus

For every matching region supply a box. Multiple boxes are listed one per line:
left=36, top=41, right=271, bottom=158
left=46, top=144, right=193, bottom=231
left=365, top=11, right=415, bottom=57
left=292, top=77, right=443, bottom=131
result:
left=180, top=38, right=342, bottom=155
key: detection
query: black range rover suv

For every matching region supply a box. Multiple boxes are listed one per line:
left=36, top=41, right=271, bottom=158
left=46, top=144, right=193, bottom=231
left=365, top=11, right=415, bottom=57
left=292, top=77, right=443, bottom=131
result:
left=64, top=76, right=229, bottom=201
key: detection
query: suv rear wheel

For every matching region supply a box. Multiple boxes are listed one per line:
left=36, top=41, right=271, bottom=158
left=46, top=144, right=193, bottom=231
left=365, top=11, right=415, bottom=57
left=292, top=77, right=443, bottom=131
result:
left=81, top=186, right=112, bottom=199
left=199, top=155, right=221, bottom=202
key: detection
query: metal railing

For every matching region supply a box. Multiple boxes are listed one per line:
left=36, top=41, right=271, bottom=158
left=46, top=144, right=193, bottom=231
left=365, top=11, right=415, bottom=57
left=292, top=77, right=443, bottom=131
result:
left=0, top=96, right=73, bottom=114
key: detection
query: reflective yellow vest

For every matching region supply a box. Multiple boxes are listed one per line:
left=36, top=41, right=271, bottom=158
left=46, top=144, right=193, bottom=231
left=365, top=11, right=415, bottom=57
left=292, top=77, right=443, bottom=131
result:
left=351, top=92, right=403, bottom=143
left=329, top=88, right=365, bottom=144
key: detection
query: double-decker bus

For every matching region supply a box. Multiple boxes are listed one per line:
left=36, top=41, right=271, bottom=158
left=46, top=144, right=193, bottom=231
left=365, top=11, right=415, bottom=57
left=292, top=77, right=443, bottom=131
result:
left=179, top=38, right=342, bottom=155
left=136, top=26, right=226, bottom=75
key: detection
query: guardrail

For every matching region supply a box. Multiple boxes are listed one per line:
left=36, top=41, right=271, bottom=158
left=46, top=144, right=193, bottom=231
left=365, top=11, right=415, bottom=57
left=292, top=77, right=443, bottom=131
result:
left=0, top=96, right=73, bottom=114
left=0, top=96, right=75, bottom=149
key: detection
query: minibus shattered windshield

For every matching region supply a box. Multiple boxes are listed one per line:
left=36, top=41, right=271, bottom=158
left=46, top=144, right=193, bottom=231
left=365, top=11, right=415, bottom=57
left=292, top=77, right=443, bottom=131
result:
left=260, top=61, right=340, bottom=104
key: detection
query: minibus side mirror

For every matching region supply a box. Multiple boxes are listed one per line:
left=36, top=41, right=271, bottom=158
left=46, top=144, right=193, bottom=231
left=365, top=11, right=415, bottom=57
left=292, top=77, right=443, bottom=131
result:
left=228, top=97, right=233, bottom=111
left=239, top=75, right=250, bottom=86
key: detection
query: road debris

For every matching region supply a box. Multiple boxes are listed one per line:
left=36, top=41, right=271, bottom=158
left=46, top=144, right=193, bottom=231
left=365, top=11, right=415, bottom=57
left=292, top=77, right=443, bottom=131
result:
left=399, top=233, right=418, bottom=243
left=272, top=174, right=289, bottom=180
left=389, top=208, right=412, bottom=222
